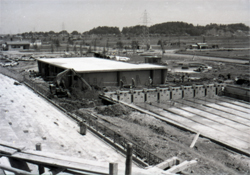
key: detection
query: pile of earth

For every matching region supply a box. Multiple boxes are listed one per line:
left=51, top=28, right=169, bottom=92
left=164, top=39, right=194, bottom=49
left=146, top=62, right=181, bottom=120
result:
left=58, top=99, right=96, bottom=112
left=95, top=103, right=131, bottom=117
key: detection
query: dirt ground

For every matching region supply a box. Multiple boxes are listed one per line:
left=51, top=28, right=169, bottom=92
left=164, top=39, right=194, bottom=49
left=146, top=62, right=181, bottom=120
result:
left=177, top=49, right=250, bottom=60
left=1, top=48, right=250, bottom=174
left=77, top=106, right=250, bottom=175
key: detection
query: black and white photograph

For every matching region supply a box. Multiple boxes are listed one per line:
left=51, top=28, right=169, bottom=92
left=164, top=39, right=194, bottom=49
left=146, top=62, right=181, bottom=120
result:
left=0, top=0, right=250, bottom=174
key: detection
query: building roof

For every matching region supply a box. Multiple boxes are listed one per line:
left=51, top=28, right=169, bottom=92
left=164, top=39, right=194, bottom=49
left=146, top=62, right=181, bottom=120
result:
left=6, top=41, right=30, bottom=45
left=37, top=57, right=168, bottom=73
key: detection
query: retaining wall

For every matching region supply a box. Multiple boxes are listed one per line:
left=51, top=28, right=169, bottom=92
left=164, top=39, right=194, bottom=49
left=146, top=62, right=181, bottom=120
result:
left=105, top=84, right=221, bottom=103
left=224, top=85, right=250, bottom=102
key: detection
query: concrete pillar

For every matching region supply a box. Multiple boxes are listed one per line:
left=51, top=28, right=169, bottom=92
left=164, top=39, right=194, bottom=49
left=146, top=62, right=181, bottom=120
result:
left=203, top=84, right=208, bottom=97
left=130, top=89, right=134, bottom=103
left=36, top=143, right=45, bottom=175
left=192, top=84, right=196, bottom=98
left=109, top=163, right=118, bottom=175
left=125, top=143, right=133, bottom=175
left=143, top=88, right=147, bottom=102
left=181, top=85, right=184, bottom=99
left=169, top=86, right=173, bottom=99
left=156, top=87, right=160, bottom=102
left=80, top=122, right=87, bottom=135
left=35, top=143, right=41, bottom=151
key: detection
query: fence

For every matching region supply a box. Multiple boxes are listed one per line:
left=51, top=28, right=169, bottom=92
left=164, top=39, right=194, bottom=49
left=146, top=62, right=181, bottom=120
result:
left=74, top=112, right=164, bottom=166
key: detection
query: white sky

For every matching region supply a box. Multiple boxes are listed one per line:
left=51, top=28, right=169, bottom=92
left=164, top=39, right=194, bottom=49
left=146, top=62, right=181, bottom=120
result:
left=0, top=0, right=249, bottom=34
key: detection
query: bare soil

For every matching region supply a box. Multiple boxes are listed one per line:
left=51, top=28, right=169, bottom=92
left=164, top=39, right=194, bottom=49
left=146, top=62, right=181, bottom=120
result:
left=177, top=49, right=250, bottom=60
left=76, top=106, right=250, bottom=175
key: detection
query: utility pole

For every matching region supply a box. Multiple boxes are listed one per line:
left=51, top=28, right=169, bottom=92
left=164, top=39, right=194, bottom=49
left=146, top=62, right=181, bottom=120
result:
left=106, top=38, right=109, bottom=54
left=142, top=10, right=150, bottom=50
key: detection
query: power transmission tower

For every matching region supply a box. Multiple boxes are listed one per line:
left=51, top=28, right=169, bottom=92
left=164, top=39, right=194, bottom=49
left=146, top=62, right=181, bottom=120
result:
left=142, top=10, right=150, bottom=50
left=62, top=22, right=65, bottom=31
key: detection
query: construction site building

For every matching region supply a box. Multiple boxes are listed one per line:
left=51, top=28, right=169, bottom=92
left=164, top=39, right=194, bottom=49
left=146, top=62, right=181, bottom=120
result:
left=37, top=57, right=168, bottom=88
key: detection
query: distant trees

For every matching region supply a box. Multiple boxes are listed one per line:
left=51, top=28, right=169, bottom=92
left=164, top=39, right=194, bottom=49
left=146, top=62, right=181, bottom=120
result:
left=71, top=30, right=79, bottom=35
left=122, top=25, right=145, bottom=36
left=19, top=22, right=250, bottom=42
left=59, top=30, right=69, bottom=36
left=85, top=26, right=120, bottom=35
left=131, top=40, right=139, bottom=53
left=116, top=41, right=123, bottom=50
left=51, top=43, right=54, bottom=53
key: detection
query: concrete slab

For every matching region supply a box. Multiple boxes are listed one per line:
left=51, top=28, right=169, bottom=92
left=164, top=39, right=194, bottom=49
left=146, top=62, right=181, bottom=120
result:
left=200, top=98, right=250, bottom=114
left=191, top=99, right=250, bottom=120
left=166, top=107, right=249, bottom=143
left=183, top=99, right=250, bottom=127
left=136, top=102, right=250, bottom=153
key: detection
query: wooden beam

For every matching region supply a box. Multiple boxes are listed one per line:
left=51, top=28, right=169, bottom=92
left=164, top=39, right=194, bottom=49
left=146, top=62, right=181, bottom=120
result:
left=0, top=141, right=24, bottom=152
left=50, top=167, right=65, bottom=175
left=0, top=145, right=18, bottom=156
left=155, top=156, right=180, bottom=170
left=125, top=143, right=133, bottom=175
left=0, top=164, right=33, bottom=175
left=35, top=143, right=45, bottom=175
left=166, top=160, right=198, bottom=174
left=0, top=167, right=6, bottom=175
left=109, top=163, right=118, bottom=175
left=8, top=157, right=31, bottom=172
left=190, top=133, right=200, bottom=148
left=10, top=152, right=109, bottom=175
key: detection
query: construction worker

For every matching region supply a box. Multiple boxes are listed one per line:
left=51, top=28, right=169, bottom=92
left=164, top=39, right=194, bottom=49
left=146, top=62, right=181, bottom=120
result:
left=149, top=76, right=153, bottom=87
left=131, top=78, right=135, bottom=88
left=120, top=79, right=124, bottom=89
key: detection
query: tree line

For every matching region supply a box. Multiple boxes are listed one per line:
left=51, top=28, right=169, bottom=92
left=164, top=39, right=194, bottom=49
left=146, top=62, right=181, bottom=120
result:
left=20, top=22, right=249, bottom=37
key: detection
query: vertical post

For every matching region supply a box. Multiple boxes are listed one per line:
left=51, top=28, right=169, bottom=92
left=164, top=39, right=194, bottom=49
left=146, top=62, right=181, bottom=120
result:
left=125, top=143, right=133, bottom=175
left=36, top=143, right=45, bottom=175
left=109, top=163, right=118, bottom=175
left=80, top=122, right=87, bottom=135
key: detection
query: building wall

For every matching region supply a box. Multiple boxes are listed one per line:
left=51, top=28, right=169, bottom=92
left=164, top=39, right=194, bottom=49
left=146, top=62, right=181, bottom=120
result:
left=183, top=86, right=194, bottom=99
left=8, top=44, right=29, bottom=50
left=80, top=72, right=118, bottom=87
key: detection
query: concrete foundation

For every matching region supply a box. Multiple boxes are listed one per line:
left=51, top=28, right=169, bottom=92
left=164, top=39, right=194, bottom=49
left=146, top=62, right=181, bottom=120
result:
left=105, top=84, right=223, bottom=104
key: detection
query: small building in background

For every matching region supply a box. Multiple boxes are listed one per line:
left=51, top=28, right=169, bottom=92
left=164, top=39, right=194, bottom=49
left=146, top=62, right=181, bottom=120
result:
left=144, top=56, right=162, bottom=64
left=196, top=43, right=209, bottom=49
left=4, top=41, right=30, bottom=50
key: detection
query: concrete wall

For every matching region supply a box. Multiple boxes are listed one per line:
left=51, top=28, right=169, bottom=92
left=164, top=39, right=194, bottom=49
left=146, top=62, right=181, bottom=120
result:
left=224, top=85, right=250, bottom=102
left=205, top=84, right=216, bottom=98
left=194, top=85, right=205, bottom=98
left=133, top=90, right=145, bottom=103
left=146, top=89, right=158, bottom=102
left=119, top=91, right=131, bottom=103
left=183, top=86, right=194, bottom=99
left=171, top=87, right=182, bottom=100
left=106, top=84, right=221, bottom=104
left=81, top=72, right=118, bottom=87
left=159, top=88, right=170, bottom=102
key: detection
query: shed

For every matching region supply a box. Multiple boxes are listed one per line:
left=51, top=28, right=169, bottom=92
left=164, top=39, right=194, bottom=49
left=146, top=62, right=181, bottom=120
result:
left=37, top=57, right=168, bottom=88
left=144, top=56, right=162, bottom=64
left=5, top=41, right=30, bottom=50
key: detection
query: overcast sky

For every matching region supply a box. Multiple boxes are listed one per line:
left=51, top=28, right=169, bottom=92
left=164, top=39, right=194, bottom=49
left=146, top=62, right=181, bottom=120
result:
left=0, top=0, right=249, bottom=34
